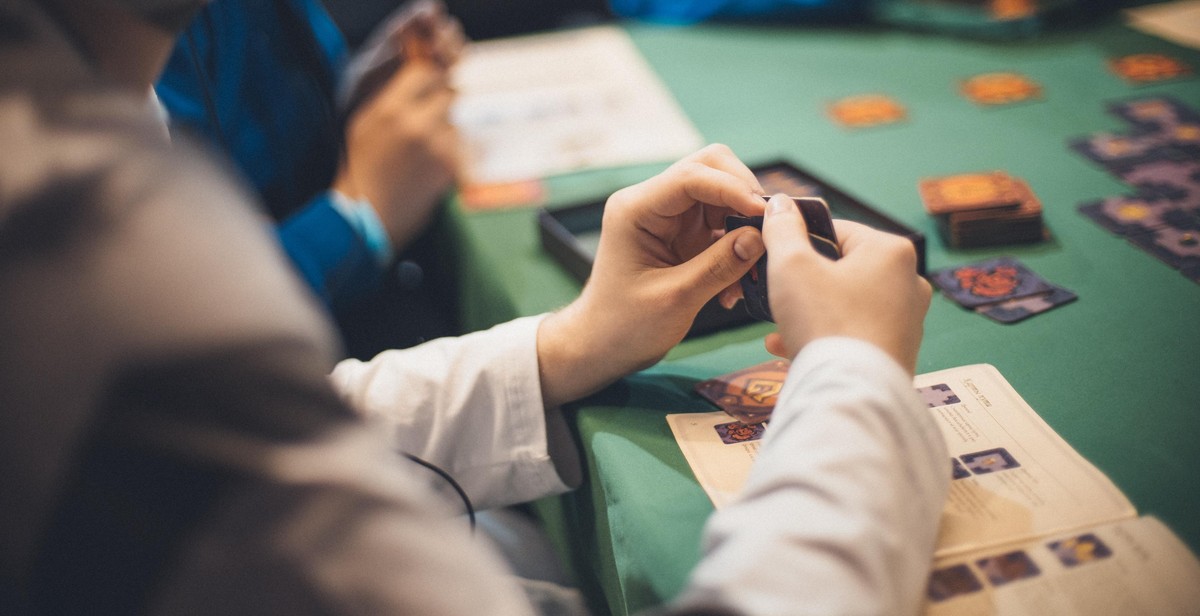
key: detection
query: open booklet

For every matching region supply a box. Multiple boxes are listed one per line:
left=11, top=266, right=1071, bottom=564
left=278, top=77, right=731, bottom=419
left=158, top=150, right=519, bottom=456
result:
left=667, top=363, right=1200, bottom=614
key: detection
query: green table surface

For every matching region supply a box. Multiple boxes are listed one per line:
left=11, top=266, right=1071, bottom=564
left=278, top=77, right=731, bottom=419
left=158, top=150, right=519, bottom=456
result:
left=444, top=16, right=1200, bottom=615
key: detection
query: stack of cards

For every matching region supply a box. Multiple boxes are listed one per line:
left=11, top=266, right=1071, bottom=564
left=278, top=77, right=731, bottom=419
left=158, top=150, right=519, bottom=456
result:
left=930, top=256, right=1077, bottom=324
left=694, top=360, right=790, bottom=425
left=1071, top=96, right=1200, bottom=283
left=918, top=172, right=1045, bottom=248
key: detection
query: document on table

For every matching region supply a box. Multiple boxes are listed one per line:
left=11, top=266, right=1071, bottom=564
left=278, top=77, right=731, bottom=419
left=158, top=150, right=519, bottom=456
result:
left=450, top=25, right=704, bottom=184
left=1124, top=0, right=1200, bottom=50
left=667, top=363, right=1200, bottom=615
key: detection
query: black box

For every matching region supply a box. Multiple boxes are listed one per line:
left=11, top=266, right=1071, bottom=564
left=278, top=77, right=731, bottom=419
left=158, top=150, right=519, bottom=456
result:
left=537, top=160, right=926, bottom=337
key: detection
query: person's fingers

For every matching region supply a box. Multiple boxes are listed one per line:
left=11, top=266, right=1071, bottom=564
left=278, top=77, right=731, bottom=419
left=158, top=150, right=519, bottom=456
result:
left=763, top=332, right=789, bottom=358
left=690, top=144, right=765, bottom=196
left=628, top=161, right=766, bottom=221
left=760, top=193, right=820, bottom=265
left=670, top=226, right=763, bottom=307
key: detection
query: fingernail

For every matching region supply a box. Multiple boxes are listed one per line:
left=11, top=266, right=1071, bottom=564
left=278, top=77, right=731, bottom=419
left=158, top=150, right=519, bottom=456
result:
left=766, top=194, right=792, bottom=216
left=733, top=230, right=765, bottom=261
left=718, top=289, right=739, bottom=310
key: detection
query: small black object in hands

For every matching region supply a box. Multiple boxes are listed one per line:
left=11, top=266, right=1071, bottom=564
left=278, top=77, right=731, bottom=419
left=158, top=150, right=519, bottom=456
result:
left=725, top=196, right=841, bottom=322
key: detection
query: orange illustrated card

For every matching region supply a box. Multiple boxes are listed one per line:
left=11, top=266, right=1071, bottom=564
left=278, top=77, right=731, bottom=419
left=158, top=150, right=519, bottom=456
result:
left=695, top=359, right=791, bottom=425
left=958, top=72, right=1043, bottom=106
left=826, top=93, right=907, bottom=129
left=459, top=179, right=546, bottom=211
left=1108, top=54, right=1192, bottom=85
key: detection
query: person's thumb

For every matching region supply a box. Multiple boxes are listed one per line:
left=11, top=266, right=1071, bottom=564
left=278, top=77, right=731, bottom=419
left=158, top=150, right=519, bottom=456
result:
left=760, top=193, right=816, bottom=263
left=676, top=226, right=763, bottom=307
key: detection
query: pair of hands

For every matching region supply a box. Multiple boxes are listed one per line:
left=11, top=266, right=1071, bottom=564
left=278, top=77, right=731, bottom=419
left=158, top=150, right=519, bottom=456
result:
left=537, top=145, right=932, bottom=408
left=332, top=5, right=465, bottom=251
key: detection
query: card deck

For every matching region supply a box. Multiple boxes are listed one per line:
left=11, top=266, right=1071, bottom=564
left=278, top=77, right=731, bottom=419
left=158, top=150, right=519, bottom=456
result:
left=726, top=197, right=840, bottom=322
left=696, top=359, right=791, bottom=425
left=920, top=172, right=1044, bottom=248
left=930, top=256, right=1055, bottom=309
left=975, top=285, right=1078, bottom=324
left=958, top=72, right=1043, bottom=106
left=918, top=172, right=1025, bottom=214
left=826, top=93, right=907, bottom=129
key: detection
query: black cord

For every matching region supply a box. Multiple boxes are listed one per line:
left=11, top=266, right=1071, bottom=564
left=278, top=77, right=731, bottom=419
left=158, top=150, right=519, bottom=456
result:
left=401, top=452, right=476, bottom=532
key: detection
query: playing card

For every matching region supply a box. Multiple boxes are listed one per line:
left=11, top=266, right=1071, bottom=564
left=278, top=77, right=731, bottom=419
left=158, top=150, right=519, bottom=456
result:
left=1108, top=96, right=1200, bottom=131
left=825, top=93, right=907, bottom=129
left=338, top=0, right=443, bottom=111
left=1118, top=160, right=1200, bottom=209
left=1077, top=194, right=1175, bottom=236
left=1127, top=225, right=1200, bottom=269
left=975, top=285, right=1078, bottom=324
left=958, top=72, right=1043, bottom=106
left=1068, top=130, right=1177, bottom=171
left=726, top=197, right=839, bottom=322
left=918, top=172, right=1025, bottom=214
left=1108, top=53, right=1193, bottom=85
left=930, top=256, right=1055, bottom=309
left=695, top=359, right=790, bottom=425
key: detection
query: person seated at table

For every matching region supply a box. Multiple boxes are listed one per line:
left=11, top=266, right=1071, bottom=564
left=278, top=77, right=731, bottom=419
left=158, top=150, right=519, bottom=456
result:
left=157, top=0, right=465, bottom=357
left=2, top=1, right=948, bottom=614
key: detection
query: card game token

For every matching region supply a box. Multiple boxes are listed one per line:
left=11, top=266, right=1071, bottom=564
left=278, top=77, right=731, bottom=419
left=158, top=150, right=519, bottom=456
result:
left=1108, top=54, right=1192, bottom=84
left=975, top=285, right=1077, bottom=324
left=930, top=256, right=1055, bottom=309
left=696, top=359, right=791, bottom=425
left=826, top=94, right=907, bottom=129
left=918, top=172, right=1025, bottom=214
left=714, top=421, right=767, bottom=444
left=958, top=72, right=1043, bottom=106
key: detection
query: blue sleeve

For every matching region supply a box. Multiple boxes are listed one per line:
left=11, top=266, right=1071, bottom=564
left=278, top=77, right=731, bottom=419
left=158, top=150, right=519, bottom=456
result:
left=278, top=195, right=384, bottom=308
left=610, top=0, right=862, bottom=23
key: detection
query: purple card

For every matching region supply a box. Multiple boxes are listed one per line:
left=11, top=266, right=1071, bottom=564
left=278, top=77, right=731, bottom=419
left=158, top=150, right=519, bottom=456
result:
left=1077, top=195, right=1175, bottom=236
left=1118, top=160, right=1200, bottom=209
left=1068, top=130, right=1176, bottom=171
left=1127, top=226, right=1200, bottom=269
left=1107, top=96, right=1200, bottom=131
left=930, top=257, right=1055, bottom=309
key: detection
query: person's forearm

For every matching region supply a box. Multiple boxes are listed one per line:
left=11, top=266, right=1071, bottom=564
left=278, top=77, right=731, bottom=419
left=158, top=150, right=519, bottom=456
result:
left=671, top=338, right=950, bottom=616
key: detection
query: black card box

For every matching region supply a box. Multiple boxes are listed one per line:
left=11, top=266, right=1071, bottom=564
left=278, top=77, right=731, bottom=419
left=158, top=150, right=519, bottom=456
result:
left=536, top=160, right=926, bottom=337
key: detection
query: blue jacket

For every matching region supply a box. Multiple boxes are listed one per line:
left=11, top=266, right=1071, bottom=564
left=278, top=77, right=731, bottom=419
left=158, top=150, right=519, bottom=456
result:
left=157, top=0, right=381, bottom=307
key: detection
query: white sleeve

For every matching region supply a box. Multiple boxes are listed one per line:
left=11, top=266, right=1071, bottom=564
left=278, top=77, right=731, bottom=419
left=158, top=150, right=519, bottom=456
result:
left=670, top=338, right=950, bottom=616
left=329, top=315, right=581, bottom=511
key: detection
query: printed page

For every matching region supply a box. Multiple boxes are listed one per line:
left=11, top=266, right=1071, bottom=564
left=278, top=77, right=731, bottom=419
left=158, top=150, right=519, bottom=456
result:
left=923, top=516, right=1200, bottom=615
left=668, top=364, right=1135, bottom=556
left=450, top=26, right=703, bottom=184
left=918, top=364, right=1135, bottom=557
left=666, top=411, right=765, bottom=509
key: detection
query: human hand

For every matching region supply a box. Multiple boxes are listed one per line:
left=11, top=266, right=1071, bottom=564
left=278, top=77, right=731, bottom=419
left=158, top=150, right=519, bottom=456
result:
left=537, top=145, right=767, bottom=407
left=333, top=58, right=458, bottom=250
left=759, top=194, right=931, bottom=374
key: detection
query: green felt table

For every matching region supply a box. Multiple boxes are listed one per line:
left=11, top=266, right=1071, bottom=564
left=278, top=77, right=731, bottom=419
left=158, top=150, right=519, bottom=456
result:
left=441, top=16, right=1200, bottom=615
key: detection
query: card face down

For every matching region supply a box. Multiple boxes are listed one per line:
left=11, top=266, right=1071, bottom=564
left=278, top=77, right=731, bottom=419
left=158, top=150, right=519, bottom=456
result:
left=726, top=196, right=841, bottom=322
left=696, top=359, right=791, bottom=425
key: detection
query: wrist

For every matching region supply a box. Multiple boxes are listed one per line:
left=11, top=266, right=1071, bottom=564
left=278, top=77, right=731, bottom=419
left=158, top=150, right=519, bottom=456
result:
left=536, top=301, right=630, bottom=408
